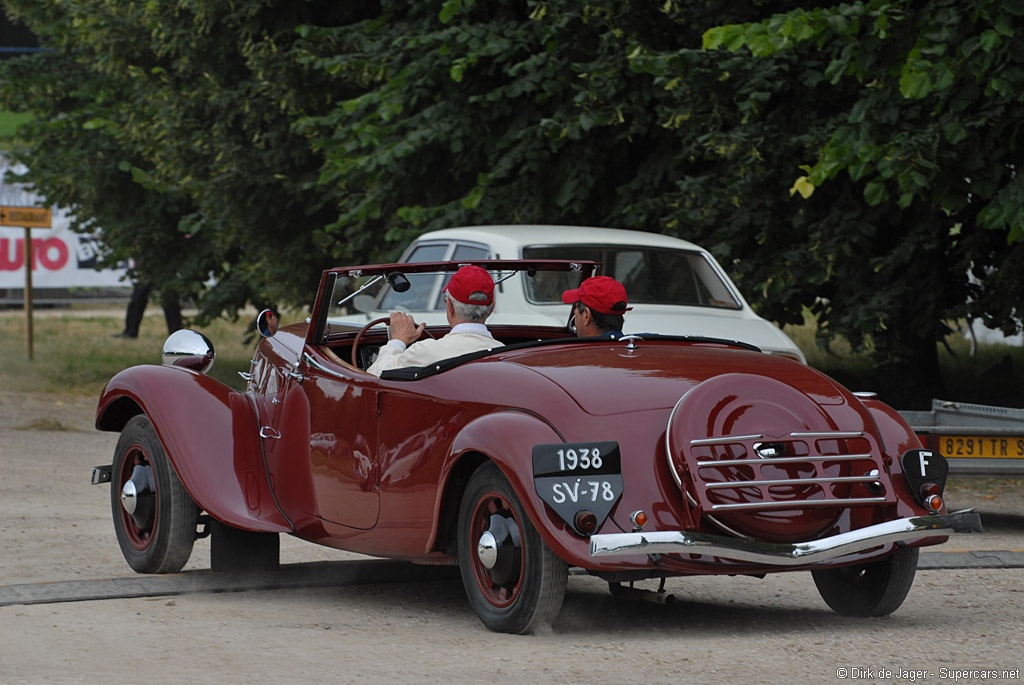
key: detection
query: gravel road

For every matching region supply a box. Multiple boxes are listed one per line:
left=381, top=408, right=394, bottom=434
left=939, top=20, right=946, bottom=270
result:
left=1, top=392, right=1022, bottom=684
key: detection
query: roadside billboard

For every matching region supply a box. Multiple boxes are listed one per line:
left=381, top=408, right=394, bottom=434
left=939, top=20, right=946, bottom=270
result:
left=0, top=155, right=127, bottom=291
left=0, top=205, right=127, bottom=288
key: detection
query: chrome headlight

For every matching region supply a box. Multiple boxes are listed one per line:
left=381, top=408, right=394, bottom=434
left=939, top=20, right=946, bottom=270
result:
left=162, top=329, right=215, bottom=373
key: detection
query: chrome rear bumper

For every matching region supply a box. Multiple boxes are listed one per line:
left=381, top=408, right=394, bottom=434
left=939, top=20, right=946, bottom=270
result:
left=589, top=510, right=982, bottom=566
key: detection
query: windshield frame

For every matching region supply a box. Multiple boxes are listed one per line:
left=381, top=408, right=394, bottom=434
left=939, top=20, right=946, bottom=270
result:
left=308, top=259, right=601, bottom=346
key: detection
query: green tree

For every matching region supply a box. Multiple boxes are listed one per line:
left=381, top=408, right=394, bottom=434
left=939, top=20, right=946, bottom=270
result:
left=0, top=50, right=210, bottom=306
left=299, top=0, right=1020, bottom=405
left=0, top=0, right=367, bottom=319
left=684, top=1, right=1024, bottom=405
left=3, top=0, right=1023, bottom=407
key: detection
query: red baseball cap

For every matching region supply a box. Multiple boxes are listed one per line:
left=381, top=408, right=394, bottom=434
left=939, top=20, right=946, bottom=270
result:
left=561, top=276, right=632, bottom=315
left=444, top=265, right=495, bottom=305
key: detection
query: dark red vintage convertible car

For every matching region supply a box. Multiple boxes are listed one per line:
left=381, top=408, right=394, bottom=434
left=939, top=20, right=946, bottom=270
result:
left=92, top=259, right=981, bottom=633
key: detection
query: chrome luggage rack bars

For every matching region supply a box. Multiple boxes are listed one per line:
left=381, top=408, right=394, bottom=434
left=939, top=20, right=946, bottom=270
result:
left=682, top=430, right=896, bottom=513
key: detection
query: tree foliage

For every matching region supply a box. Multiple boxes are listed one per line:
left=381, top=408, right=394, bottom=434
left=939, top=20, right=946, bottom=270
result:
left=0, top=0, right=364, bottom=319
left=692, top=0, right=1024, bottom=404
left=0, top=49, right=209, bottom=303
left=1, top=0, right=1022, bottom=406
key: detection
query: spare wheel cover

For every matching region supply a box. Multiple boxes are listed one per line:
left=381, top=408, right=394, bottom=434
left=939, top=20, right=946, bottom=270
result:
left=666, top=373, right=880, bottom=542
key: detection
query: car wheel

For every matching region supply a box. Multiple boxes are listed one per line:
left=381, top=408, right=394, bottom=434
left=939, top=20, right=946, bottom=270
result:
left=111, top=415, right=197, bottom=573
left=458, top=462, right=567, bottom=634
left=812, top=547, right=919, bottom=617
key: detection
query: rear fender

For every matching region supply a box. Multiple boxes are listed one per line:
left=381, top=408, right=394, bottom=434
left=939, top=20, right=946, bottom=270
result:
left=861, top=397, right=924, bottom=471
left=433, top=410, right=590, bottom=566
left=861, top=397, right=940, bottom=518
left=96, top=365, right=291, bottom=533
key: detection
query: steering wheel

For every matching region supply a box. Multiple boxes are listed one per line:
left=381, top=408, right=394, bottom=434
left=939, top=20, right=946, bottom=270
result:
left=351, top=316, right=436, bottom=368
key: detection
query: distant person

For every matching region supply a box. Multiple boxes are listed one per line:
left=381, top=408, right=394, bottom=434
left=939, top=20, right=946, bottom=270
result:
left=367, top=265, right=501, bottom=375
left=112, top=281, right=182, bottom=338
left=561, top=276, right=631, bottom=338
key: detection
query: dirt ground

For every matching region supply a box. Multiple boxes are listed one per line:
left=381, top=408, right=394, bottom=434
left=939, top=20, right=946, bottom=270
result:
left=1, top=391, right=1023, bottom=684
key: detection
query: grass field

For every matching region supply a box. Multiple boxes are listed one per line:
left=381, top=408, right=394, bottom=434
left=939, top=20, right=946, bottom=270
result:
left=2, top=304, right=1023, bottom=410
left=0, top=305, right=260, bottom=397
left=0, top=111, right=32, bottom=144
left=783, top=313, right=1024, bottom=409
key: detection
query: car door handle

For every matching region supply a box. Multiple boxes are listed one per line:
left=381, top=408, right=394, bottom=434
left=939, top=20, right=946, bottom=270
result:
left=260, top=426, right=281, bottom=439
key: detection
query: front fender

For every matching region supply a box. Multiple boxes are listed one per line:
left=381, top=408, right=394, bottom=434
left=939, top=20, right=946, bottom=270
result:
left=96, top=365, right=291, bottom=533
left=439, top=409, right=591, bottom=566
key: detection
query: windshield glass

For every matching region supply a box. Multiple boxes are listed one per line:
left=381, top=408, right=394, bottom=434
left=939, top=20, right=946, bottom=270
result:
left=521, top=245, right=741, bottom=309
left=376, top=242, right=491, bottom=311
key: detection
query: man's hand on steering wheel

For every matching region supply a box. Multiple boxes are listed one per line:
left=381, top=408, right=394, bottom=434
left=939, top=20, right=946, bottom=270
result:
left=351, top=313, right=436, bottom=368
left=388, top=311, right=426, bottom=345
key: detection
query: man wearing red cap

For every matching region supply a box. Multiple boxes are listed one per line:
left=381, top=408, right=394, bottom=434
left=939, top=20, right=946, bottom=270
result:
left=367, top=265, right=502, bottom=375
left=561, top=276, right=632, bottom=338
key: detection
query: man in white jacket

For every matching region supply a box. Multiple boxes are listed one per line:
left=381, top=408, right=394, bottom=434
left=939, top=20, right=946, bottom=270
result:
left=367, top=265, right=501, bottom=375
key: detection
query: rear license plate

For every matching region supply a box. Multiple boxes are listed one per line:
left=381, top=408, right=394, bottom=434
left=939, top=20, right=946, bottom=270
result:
left=532, top=442, right=623, bottom=528
left=937, top=435, right=1024, bottom=458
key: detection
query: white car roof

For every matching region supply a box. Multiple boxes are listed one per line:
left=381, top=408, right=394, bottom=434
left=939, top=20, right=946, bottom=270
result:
left=414, top=225, right=707, bottom=255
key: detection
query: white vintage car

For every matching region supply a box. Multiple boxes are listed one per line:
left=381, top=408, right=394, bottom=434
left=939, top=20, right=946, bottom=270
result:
left=347, top=225, right=805, bottom=363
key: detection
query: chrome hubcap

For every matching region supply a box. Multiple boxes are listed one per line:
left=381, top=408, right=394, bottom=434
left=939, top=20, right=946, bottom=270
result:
left=476, top=513, right=521, bottom=586
left=120, top=480, right=138, bottom=514
left=121, top=464, right=155, bottom=529
left=477, top=531, right=498, bottom=569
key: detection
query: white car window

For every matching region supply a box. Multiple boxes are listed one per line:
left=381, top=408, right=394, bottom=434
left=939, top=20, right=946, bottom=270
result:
left=521, top=244, right=740, bottom=309
left=433, top=243, right=491, bottom=309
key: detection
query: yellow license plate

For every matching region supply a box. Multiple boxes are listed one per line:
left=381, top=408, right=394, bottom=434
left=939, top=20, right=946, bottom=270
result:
left=939, top=435, right=1024, bottom=458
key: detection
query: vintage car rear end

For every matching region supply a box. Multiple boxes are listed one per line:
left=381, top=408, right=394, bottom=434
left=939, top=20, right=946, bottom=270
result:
left=462, top=340, right=979, bottom=592
left=363, top=328, right=981, bottom=632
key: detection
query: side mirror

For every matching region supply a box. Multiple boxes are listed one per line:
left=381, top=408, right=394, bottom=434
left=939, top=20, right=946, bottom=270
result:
left=257, top=308, right=279, bottom=337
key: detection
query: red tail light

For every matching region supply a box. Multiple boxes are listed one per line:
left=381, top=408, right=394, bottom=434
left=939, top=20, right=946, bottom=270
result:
left=920, top=483, right=944, bottom=512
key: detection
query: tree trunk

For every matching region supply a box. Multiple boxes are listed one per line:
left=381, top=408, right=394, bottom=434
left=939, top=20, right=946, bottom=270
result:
left=876, top=324, right=947, bottom=411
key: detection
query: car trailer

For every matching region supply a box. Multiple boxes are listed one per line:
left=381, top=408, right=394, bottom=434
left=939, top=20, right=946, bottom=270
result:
left=902, top=399, right=1024, bottom=477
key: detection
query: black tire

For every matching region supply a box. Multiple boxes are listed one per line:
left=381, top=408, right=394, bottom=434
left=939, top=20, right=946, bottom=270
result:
left=458, top=462, right=567, bottom=634
left=812, top=547, right=919, bottom=617
left=210, top=520, right=280, bottom=572
left=111, top=415, right=197, bottom=573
